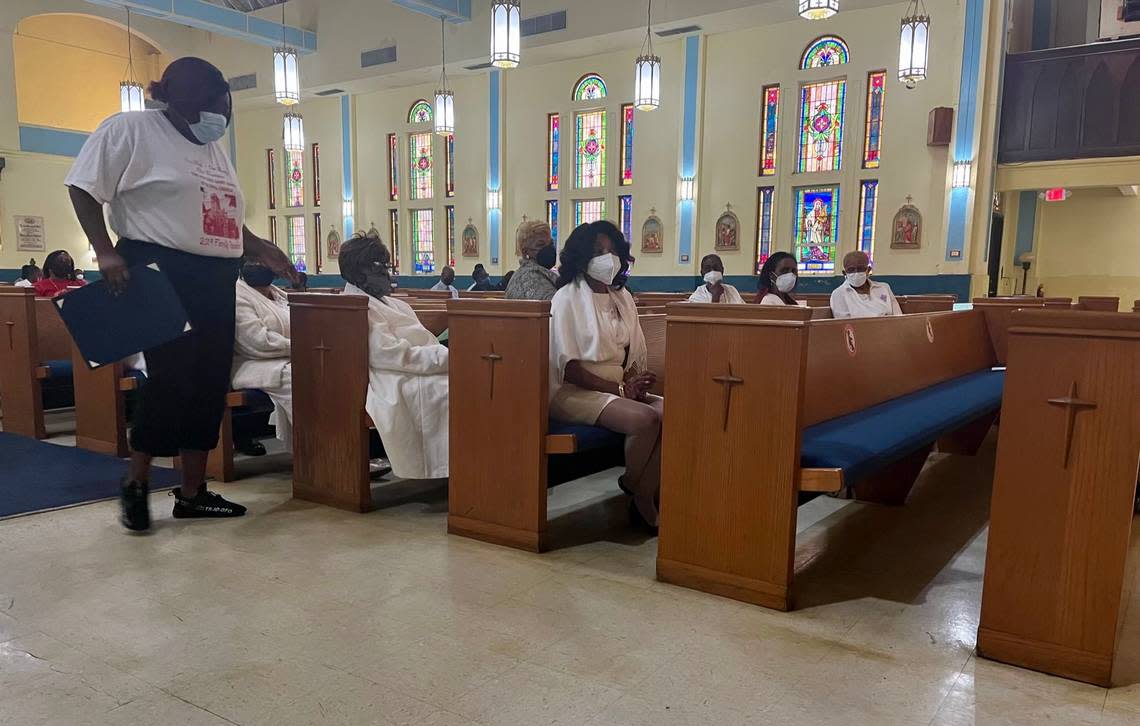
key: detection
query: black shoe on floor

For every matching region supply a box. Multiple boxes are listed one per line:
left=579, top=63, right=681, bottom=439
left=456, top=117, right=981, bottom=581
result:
left=617, top=475, right=633, bottom=497
left=120, top=479, right=151, bottom=532
left=236, top=439, right=267, bottom=457
left=628, top=499, right=659, bottom=537
left=171, top=488, right=247, bottom=519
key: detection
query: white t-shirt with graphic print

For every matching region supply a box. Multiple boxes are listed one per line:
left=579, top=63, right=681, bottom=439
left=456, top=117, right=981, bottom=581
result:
left=65, top=110, right=244, bottom=258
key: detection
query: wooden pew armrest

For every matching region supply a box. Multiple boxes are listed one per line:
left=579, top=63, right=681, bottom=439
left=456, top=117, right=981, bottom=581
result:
left=225, top=391, right=248, bottom=408
left=799, top=468, right=844, bottom=493
left=118, top=376, right=140, bottom=392
left=545, top=434, right=578, bottom=455
left=34, top=366, right=51, bottom=380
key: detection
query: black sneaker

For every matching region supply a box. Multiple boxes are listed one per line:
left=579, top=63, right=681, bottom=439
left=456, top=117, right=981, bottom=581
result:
left=120, top=479, right=151, bottom=532
left=171, top=488, right=247, bottom=519
left=236, top=439, right=267, bottom=457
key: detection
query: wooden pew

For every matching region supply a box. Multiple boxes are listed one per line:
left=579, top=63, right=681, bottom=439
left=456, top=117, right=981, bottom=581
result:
left=635, top=292, right=691, bottom=306
left=898, top=294, right=957, bottom=314
left=971, top=298, right=1047, bottom=365
left=70, top=350, right=144, bottom=457
left=459, top=290, right=505, bottom=299
left=0, top=289, right=74, bottom=439
left=656, top=304, right=1002, bottom=611
left=1076, top=295, right=1120, bottom=311
left=446, top=299, right=667, bottom=552
left=400, top=289, right=452, bottom=301
left=1134, top=299, right=1140, bottom=313
left=978, top=310, right=1140, bottom=687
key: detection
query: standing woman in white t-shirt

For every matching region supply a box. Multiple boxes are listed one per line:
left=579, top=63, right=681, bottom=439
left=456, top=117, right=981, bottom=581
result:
left=66, top=57, right=299, bottom=532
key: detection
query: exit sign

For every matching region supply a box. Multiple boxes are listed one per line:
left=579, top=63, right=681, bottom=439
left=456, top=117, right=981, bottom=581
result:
left=1042, top=188, right=1070, bottom=202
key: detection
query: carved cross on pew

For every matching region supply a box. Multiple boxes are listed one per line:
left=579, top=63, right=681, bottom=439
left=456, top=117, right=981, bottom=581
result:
left=314, top=339, right=332, bottom=379
left=4, top=319, right=14, bottom=351
left=1046, top=381, right=1097, bottom=469
left=712, top=364, right=744, bottom=432
left=481, top=345, right=503, bottom=400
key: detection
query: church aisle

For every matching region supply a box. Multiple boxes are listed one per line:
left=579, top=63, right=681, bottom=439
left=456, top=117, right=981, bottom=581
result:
left=0, top=448, right=1137, bottom=726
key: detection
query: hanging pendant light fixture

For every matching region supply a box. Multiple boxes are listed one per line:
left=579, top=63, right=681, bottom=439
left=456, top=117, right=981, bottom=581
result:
left=273, top=1, right=300, bottom=105
left=119, top=8, right=145, bottom=112
left=283, top=111, right=304, bottom=152
left=490, top=0, right=521, bottom=69
left=899, top=0, right=930, bottom=89
left=798, top=0, right=839, bottom=21
left=633, top=0, right=661, bottom=111
left=435, top=17, right=455, bottom=136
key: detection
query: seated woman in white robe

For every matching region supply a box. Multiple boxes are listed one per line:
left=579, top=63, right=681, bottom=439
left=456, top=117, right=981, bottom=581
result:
left=550, top=220, right=663, bottom=532
left=231, top=262, right=293, bottom=447
left=338, top=231, right=449, bottom=480
left=688, top=254, right=745, bottom=304
left=754, top=251, right=805, bottom=306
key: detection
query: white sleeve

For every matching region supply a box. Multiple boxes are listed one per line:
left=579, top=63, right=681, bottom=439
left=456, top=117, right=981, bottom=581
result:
left=759, top=294, right=784, bottom=306
left=64, top=115, right=133, bottom=204
left=234, top=299, right=291, bottom=359
left=830, top=289, right=851, bottom=318
left=367, top=317, right=448, bottom=375
left=888, top=288, right=903, bottom=316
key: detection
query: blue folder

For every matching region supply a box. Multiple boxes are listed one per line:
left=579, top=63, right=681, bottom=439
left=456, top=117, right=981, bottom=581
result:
left=54, top=263, right=190, bottom=369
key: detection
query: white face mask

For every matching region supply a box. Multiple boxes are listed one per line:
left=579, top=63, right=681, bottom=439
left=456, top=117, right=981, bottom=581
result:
left=846, top=271, right=869, bottom=288
left=703, top=270, right=723, bottom=286
left=774, top=272, right=797, bottom=293
left=586, top=253, right=619, bottom=285
left=188, top=111, right=229, bottom=144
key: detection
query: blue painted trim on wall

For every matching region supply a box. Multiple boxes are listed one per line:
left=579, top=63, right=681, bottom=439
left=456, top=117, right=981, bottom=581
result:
left=391, top=0, right=472, bottom=23
left=946, top=0, right=985, bottom=261
left=678, top=35, right=700, bottom=264
left=18, top=125, right=89, bottom=157
left=488, top=71, right=501, bottom=263
left=84, top=1, right=317, bottom=52
left=340, top=95, right=355, bottom=238
left=1014, top=190, right=1037, bottom=260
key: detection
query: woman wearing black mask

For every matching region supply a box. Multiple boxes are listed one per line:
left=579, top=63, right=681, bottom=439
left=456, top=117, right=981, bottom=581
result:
left=339, top=231, right=450, bottom=480
left=506, top=220, right=558, bottom=301
left=66, top=57, right=298, bottom=531
left=33, top=250, right=86, bottom=298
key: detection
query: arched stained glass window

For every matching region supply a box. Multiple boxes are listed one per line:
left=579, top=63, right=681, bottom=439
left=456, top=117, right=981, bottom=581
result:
left=793, top=185, right=839, bottom=274
left=575, top=110, right=607, bottom=188
left=800, top=36, right=849, bottom=69
left=408, top=99, right=433, bottom=124
left=797, top=79, right=846, bottom=173
left=572, top=73, right=608, bottom=101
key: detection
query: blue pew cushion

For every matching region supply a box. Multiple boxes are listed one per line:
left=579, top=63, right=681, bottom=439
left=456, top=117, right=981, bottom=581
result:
left=800, top=369, right=1004, bottom=485
left=549, top=420, right=625, bottom=453
left=42, top=359, right=73, bottom=380
left=234, top=388, right=275, bottom=414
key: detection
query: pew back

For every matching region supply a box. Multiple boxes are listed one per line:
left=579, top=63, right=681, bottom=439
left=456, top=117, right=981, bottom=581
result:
left=459, top=290, right=506, bottom=299
left=35, top=299, right=72, bottom=361
left=971, top=299, right=1048, bottom=365
left=0, top=288, right=45, bottom=438
left=1076, top=296, right=1120, bottom=312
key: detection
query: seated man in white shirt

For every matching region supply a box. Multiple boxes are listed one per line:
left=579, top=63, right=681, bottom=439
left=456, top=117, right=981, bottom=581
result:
left=430, top=266, right=460, bottom=298
left=231, top=261, right=294, bottom=449
left=688, top=254, right=744, bottom=304
left=830, top=250, right=903, bottom=319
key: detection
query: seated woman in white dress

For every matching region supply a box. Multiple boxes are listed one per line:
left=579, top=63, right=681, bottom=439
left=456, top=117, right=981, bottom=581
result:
left=550, top=220, right=663, bottom=532
left=688, top=254, right=744, bottom=303
left=231, top=261, right=294, bottom=449
left=754, top=251, right=803, bottom=306
left=339, top=231, right=449, bottom=480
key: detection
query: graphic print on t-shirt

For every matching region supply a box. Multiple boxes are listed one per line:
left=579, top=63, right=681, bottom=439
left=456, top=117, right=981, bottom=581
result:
left=193, top=158, right=243, bottom=252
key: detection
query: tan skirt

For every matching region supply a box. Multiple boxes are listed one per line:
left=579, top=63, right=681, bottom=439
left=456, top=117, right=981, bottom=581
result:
left=551, top=361, right=623, bottom=425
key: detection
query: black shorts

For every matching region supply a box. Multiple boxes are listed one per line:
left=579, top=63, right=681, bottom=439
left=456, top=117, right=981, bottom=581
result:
left=117, top=239, right=240, bottom=457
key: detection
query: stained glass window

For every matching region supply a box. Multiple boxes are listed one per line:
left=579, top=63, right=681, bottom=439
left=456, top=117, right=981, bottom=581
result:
left=759, top=85, right=780, bottom=176
left=620, top=104, right=635, bottom=186
left=268, top=216, right=277, bottom=245
left=313, top=212, right=322, bottom=273
left=574, top=199, right=606, bottom=227
left=388, top=209, right=401, bottom=274
left=798, top=80, right=846, bottom=173
left=863, top=71, right=886, bottom=169
left=285, top=149, right=304, bottom=208
left=547, top=113, right=560, bottom=192
left=286, top=215, right=307, bottom=271
left=547, top=200, right=560, bottom=246
left=793, top=185, right=839, bottom=274
left=857, top=180, right=878, bottom=259
left=755, top=187, right=775, bottom=273
left=408, top=99, right=433, bottom=124
left=387, top=133, right=399, bottom=201
left=800, top=36, right=850, bottom=69
left=445, top=134, right=455, bottom=198
left=575, top=110, right=607, bottom=189
left=311, top=142, right=321, bottom=207
left=619, top=195, right=633, bottom=242
left=573, top=73, right=607, bottom=101
left=445, top=205, right=456, bottom=267
left=409, top=132, right=433, bottom=201
left=409, top=208, right=435, bottom=274
left=266, top=149, right=277, bottom=209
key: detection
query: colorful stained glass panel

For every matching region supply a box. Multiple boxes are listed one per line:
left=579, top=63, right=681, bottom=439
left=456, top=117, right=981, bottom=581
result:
left=547, top=200, right=560, bottom=246
left=445, top=134, right=455, bottom=198
left=575, top=110, right=607, bottom=189
left=285, top=149, right=304, bottom=208
left=760, top=85, right=780, bottom=176
left=286, top=215, right=307, bottom=271
left=547, top=113, right=560, bottom=192
left=858, top=180, right=878, bottom=259
left=573, top=73, right=607, bottom=101
left=793, top=185, right=839, bottom=273
left=619, top=195, right=633, bottom=242
left=410, top=208, right=435, bottom=274
left=409, top=132, right=433, bottom=201
left=445, top=205, right=456, bottom=267
left=620, top=104, right=634, bottom=186
left=387, top=133, right=399, bottom=201
left=409, top=100, right=433, bottom=124
left=755, top=187, right=775, bottom=274
left=800, top=36, right=850, bottom=69
left=798, top=80, right=846, bottom=173
left=574, top=199, right=606, bottom=227
left=863, top=71, right=886, bottom=169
